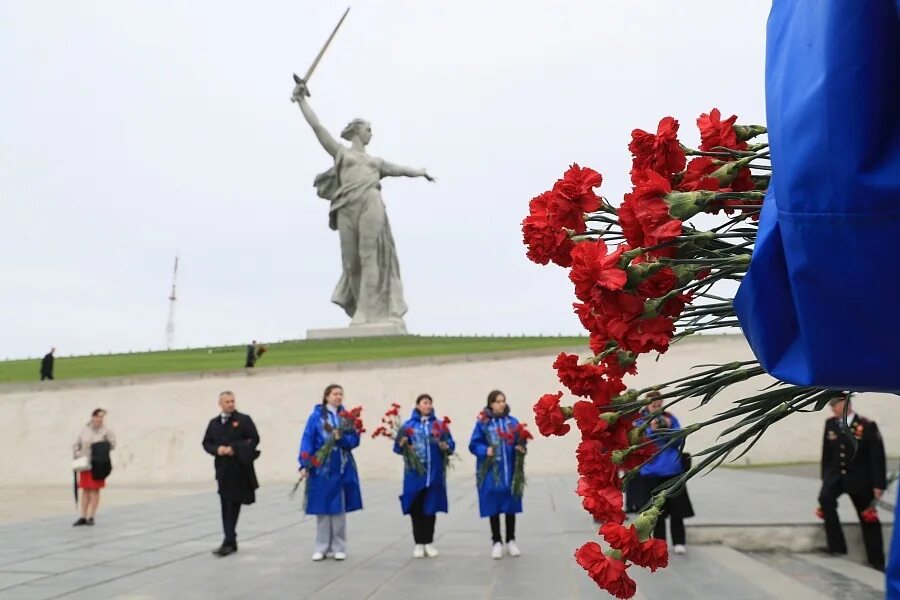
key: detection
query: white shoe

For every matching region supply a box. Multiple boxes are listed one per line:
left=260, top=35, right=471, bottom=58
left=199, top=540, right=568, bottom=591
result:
left=424, top=544, right=439, bottom=558
left=491, top=542, right=504, bottom=559
left=506, top=540, right=521, bottom=557
left=673, top=544, right=687, bottom=555
left=413, top=544, right=425, bottom=559
left=333, top=551, right=347, bottom=561
left=312, top=551, right=325, bottom=561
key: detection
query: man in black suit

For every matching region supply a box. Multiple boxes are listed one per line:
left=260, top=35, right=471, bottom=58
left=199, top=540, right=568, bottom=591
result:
left=202, top=391, right=260, bottom=557
left=819, top=391, right=887, bottom=570
left=40, top=347, right=55, bottom=380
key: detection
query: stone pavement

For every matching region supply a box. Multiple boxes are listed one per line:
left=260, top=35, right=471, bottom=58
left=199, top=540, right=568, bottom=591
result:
left=0, top=468, right=890, bottom=599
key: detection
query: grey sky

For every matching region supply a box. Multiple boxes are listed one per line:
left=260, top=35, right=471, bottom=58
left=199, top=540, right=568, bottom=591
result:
left=0, top=1, right=769, bottom=359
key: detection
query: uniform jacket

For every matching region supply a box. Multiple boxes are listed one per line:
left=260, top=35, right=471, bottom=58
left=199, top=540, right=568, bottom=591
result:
left=639, top=411, right=685, bottom=478
left=821, top=414, right=886, bottom=493
left=468, top=409, right=524, bottom=518
left=202, top=411, right=260, bottom=504
left=392, top=409, right=456, bottom=515
left=298, top=404, right=363, bottom=515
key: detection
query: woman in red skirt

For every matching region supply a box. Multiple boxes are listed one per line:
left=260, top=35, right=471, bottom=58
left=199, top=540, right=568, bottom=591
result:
left=73, top=408, right=116, bottom=526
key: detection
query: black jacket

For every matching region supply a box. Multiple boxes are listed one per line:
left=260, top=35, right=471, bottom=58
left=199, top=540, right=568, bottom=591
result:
left=245, top=345, right=256, bottom=367
left=821, top=414, right=886, bottom=492
left=91, top=441, right=113, bottom=480
left=202, top=411, right=260, bottom=504
left=40, top=353, right=54, bottom=377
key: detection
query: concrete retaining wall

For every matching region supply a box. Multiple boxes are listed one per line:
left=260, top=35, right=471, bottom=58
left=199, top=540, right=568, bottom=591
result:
left=4, top=336, right=898, bottom=486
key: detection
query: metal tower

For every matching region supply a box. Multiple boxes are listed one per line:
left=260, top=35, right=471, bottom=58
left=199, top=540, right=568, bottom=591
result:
left=166, top=256, right=178, bottom=350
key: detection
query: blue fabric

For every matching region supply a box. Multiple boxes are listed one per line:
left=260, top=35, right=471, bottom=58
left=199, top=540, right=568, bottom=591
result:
left=734, top=0, right=900, bottom=392
left=468, top=412, right=524, bottom=518
left=639, top=412, right=684, bottom=478
left=890, top=482, right=900, bottom=599
left=297, top=405, right=363, bottom=515
left=392, top=409, right=456, bottom=515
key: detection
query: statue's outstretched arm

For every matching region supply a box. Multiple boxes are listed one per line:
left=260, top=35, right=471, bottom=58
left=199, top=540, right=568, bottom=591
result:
left=292, top=83, right=341, bottom=158
left=381, top=160, right=436, bottom=182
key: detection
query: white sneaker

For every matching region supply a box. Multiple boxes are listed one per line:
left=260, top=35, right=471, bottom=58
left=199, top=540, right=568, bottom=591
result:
left=506, top=540, right=521, bottom=557
left=491, top=542, right=504, bottom=559
left=673, top=544, right=687, bottom=555
left=312, top=551, right=325, bottom=561
left=424, top=544, right=439, bottom=558
left=413, top=544, right=425, bottom=559
left=333, top=551, right=347, bottom=561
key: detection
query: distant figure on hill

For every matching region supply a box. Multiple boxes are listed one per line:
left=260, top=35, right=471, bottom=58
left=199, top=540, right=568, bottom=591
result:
left=40, top=347, right=55, bottom=380
left=245, top=341, right=257, bottom=368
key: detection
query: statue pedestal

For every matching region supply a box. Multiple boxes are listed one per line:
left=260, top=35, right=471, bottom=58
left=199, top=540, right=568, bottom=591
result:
left=306, top=321, right=408, bottom=340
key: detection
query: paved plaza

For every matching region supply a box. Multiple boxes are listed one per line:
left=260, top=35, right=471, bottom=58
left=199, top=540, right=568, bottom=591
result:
left=0, top=470, right=889, bottom=599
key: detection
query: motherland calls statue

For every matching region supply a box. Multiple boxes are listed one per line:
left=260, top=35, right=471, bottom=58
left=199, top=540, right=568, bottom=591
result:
left=292, top=79, right=434, bottom=337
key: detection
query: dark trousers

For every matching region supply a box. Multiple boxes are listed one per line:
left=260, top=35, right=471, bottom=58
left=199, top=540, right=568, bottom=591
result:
left=490, top=513, right=516, bottom=543
left=220, top=496, right=242, bottom=547
left=653, top=514, right=686, bottom=546
left=409, top=490, right=436, bottom=544
left=819, top=480, right=884, bottom=570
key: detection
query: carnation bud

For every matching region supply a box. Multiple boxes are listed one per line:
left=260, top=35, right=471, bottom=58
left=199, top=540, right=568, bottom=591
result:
left=626, top=261, right=665, bottom=288
left=664, top=190, right=716, bottom=220
left=605, top=548, right=624, bottom=561
left=611, top=446, right=638, bottom=465
left=709, top=156, right=754, bottom=186
left=627, top=427, right=643, bottom=446
left=733, top=124, right=767, bottom=142
left=611, top=389, right=638, bottom=407
left=599, top=412, right=620, bottom=425
left=632, top=505, right=662, bottom=541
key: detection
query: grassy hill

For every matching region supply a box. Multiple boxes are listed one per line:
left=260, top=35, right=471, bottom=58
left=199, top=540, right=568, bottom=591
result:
left=0, top=336, right=586, bottom=384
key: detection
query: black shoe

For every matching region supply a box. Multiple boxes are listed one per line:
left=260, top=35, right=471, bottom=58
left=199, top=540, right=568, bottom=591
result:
left=73, top=518, right=88, bottom=527
left=212, top=544, right=237, bottom=557
left=815, top=546, right=846, bottom=556
left=86, top=518, right=95, bottom=526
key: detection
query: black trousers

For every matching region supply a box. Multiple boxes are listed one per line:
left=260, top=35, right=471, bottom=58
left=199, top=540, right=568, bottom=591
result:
left=220, top=496, right=242, bottom=547
left=41, top=374, right=53, bottom=380
left=652, top=514, right=686, bottom=546
left=490, top=513, right=516, bottom=543
left=409, top=490, right=436, bottom=544
left=819, top=480, right=884, bottom=570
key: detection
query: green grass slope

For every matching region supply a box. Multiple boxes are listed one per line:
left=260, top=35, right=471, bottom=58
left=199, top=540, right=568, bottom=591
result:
left=0, top=336, right=586, bottom=384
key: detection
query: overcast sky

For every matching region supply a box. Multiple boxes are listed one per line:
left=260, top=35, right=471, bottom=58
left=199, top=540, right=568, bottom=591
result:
left=0, top=1, right=769, bottom=359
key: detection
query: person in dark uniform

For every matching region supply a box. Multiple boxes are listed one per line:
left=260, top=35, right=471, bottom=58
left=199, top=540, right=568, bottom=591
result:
left=818, top=391, right=886, bottom=570
left=244, top=341, right=257, bottom=368
left=40, top=347, right=55, bottom=380
left=202, top=391, right=260, bottom=557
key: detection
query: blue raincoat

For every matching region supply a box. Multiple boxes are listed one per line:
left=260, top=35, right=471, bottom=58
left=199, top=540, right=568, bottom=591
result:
left=468, top=411, right=524, bottom=518
left=392, top=409, right=456, bottom=515
left=639, top=412, right=684, bottom=478
left=734, top=2, right=900, bottom=595
left=734, top=0, right=900, bottom=392
left=297, top=405, right=363, bottom=515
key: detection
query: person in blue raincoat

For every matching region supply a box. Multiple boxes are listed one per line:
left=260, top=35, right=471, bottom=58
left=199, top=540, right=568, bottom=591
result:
left=638, top=392, right=694, bottom=556
left=731, top=2, right=900, bottom=595
left=469, top=390, right=526, bottom=560
left=298, top=384, right=363, bottom=562
left=393, top=393, right=456, bottom=559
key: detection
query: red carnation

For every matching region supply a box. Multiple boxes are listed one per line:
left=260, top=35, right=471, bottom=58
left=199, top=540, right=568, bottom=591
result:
left=300, top=451, right=310, bottom=460
left=814, top=506, right=824, bottom=520
left=861, top=507, right=880, bottom=524
left=697, top=108, right=747, bottom=152
left=569, top=240, right=628, bottom=302
left=629, top=116, right=686, bottom=185
left=522, top=212, right=576, bottom=267
left=599, top=522, right=640, bottom=556
left=533, top=391, right=571, bottom=437
left=515, top=422, right=534, bottom=442
left=405, top=427, right=415, bottom=437
left=618, top=171, right=682, bottom=255
left=311, top=456, right=322, bottom=468
left=628, top=537, right=670, bottom=572
left=576, top=476, right=625, bottom=523
left=576, top=439, right=620, bottom=486
left=635, top=266, right=677, bottom=299
left=546, top=164, right=602, bottom=231
left=620, top=315, right=676, bottom=355
left=574, top=542, right=636, bottom=599
left=573, top=401, right=631, bottom=448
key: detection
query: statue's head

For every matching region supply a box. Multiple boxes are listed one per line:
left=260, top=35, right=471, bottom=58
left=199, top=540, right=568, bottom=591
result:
left=340, top=118, right=372, bottom=145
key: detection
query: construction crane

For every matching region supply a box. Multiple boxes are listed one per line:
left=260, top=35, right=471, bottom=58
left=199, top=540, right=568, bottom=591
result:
left=166, top=256, right=178, bottom=350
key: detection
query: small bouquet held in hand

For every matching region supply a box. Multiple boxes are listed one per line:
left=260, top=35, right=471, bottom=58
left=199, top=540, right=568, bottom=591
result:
left=510, top=423, right=533, bottom=498
left=372, top=403, right=425, bottom=475
left=476, top=410, right=502, bottom=488
left=312, top=406, right=364, bottom=468
left=431, top=415, right=455, bottom=472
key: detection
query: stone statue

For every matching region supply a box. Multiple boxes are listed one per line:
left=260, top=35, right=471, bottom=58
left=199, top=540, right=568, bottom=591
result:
left=292, top=80, right=434, bottom=333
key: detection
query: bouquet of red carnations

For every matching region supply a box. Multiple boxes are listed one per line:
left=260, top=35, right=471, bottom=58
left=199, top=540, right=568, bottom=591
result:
left=311, top=406, right=364, bottom=468
left=372, top=403, right=425, bottom=475
left=509, top=423, right=533, bottom=498
left=430, top=416, right=455, bottom=473
left=522, top=109, right=843, bottom=598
